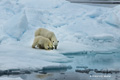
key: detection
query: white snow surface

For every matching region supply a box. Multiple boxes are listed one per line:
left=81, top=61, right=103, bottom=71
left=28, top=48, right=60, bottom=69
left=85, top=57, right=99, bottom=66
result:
left=0, top=77, right=23, bottom=80
left=0, top=0, right=120, bottom=70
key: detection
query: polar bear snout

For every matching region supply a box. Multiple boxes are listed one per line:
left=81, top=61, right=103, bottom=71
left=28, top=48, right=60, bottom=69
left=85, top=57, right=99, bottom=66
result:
left=55, top=45, right=57, bottom=49
left=53, top=41, right=59, bottom=49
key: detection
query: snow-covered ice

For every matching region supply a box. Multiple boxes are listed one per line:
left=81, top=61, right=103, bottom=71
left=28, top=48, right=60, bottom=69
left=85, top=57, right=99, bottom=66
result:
left=4, top=11, right=28, bottom=41
left=0, top=0, right=120, bottom=72
left=0, top=77, right=23, bottom=80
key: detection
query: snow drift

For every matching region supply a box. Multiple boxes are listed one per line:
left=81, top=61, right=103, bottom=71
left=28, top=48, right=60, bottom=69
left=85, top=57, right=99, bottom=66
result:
left=4, top=11, right=28, bottom=41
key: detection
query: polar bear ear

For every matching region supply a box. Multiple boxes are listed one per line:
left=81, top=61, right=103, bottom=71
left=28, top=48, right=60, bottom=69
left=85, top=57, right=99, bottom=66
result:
left=57, top=41, right=59, bottom=43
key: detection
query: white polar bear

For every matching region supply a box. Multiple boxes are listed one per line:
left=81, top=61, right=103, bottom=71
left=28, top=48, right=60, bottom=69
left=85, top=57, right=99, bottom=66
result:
left=32, top=36, right=53, bottom=50
left=35, top=28, right=59, bottom=49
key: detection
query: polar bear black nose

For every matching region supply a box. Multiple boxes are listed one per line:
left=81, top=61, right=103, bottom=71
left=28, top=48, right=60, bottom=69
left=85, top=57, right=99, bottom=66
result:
left=55, top=46, right=57, bottom=49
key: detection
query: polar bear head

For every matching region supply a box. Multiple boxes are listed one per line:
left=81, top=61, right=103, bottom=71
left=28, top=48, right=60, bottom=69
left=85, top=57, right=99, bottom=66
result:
left=52, top=41, right=59, bottom=49
left=50, top=32, right=59, bottom=49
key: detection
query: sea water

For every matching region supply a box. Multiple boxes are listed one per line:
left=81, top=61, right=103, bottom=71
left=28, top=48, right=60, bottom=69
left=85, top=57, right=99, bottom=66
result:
left=2, top=51, right=120, bottom=80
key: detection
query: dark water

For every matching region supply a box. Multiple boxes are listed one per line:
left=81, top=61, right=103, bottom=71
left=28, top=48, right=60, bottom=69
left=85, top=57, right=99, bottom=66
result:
left=8, top=69, right=120, bottom=80
left=67, top=0, right=120, bottom=7
left=20, top=72, right=116, bottom=80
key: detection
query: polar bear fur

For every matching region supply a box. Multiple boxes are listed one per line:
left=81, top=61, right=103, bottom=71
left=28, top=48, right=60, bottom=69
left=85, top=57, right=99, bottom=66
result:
left=32, top=36, right=53, bottom=50
left=35, top=28, right=59, bottom=49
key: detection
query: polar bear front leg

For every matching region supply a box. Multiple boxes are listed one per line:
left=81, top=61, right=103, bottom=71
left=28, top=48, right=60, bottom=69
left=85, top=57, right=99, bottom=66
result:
left=44, top=44, right=49, bottom=50
left=32, top=39, right=38, bottom=48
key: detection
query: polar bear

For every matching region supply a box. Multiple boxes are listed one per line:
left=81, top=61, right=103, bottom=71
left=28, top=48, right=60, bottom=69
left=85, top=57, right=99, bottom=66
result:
left=35, top=28, right=59, bottom=49
left=32, top=36, right=53, bottom=50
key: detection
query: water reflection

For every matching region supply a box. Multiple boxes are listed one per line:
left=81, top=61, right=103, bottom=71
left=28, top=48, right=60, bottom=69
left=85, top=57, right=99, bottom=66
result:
left=63, top=51, right=120, bottom=70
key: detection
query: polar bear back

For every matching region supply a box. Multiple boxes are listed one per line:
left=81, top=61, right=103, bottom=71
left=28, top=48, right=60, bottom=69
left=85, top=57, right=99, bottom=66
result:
left=37, top=36, right=51, bottom=46
left=35, top=28, right=56, bottom=41
left=32, top=36, right=53, bottom=50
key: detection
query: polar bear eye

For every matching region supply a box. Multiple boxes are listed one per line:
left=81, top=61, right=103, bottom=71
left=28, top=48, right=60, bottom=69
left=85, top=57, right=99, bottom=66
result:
left=53, top=41, right=54, bottom=42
